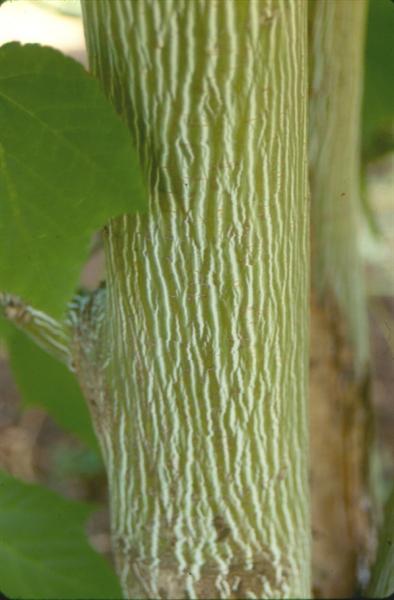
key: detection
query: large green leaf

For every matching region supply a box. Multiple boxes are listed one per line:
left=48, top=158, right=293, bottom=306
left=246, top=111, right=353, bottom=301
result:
left=0, top=42, right=146, bottom=317
left=0, top=470, right=122, bottom=599
left=363, top=0, right=394, bottom=158
left=7, top=328, right=98, bottom=450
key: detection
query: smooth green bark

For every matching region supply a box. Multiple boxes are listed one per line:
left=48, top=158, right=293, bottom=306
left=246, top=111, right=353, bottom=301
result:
left=309, top=0, right=369, bottom=369
left=309, top=1, right=373, bottom=597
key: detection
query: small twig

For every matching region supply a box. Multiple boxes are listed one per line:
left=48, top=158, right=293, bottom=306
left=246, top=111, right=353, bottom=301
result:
left=0, top=292, right=72, bottom=367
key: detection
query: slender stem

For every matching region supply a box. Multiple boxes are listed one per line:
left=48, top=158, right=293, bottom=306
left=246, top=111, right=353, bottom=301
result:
left=309, top=0, right=369, bottom=370
left=0, top=292, right=72, bottom=367
left=308, top=1, right=373, bottom=597
left=367, top=486, right=394, bottom=598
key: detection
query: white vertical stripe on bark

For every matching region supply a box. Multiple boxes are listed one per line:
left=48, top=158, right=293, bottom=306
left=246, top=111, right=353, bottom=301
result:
left=81, top=1, right=310, bottom=598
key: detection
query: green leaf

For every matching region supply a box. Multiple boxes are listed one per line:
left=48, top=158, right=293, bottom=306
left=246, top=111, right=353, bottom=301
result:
left=362, top=0, right=394, bottom=158
left=0, top=469, right=122, bottom=599
left=7, top=328, right=98, bottom=450
left=0, top=314, right=11, bottom=342
left=51, top=445, right=103, bottom=478
left=0, top=42, right=146, bottom=317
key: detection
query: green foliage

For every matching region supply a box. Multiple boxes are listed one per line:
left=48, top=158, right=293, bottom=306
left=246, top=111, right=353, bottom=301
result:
left=0, top=314, right=11, bottom=343
left=0, top=42, right=146, bottom=318
left=0, top=469, right=122, bottom=599
left=51, top=444, right=103, bottom=478
left=7, top=328, right=98, bottom=450
left=363, top=0, right=394, bottom=158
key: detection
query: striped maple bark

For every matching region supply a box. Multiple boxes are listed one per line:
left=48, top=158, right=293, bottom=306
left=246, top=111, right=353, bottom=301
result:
left=309, top=1, right=374, bottom=597
left=79, top=1, right=310, bottom=598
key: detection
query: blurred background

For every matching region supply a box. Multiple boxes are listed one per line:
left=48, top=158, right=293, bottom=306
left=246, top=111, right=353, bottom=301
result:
left=0, top=0, right=393, bottom=569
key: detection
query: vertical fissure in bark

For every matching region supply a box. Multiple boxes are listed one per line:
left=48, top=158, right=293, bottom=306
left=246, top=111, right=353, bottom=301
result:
left=309, top=1, right=375, bottom=597
left=81, top=1, right=310, bottom=598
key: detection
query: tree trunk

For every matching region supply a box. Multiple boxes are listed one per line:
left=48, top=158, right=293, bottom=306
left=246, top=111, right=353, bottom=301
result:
left=308, top=1, right=374, bottom=597
left=79, top=1, right=310, bottom=598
